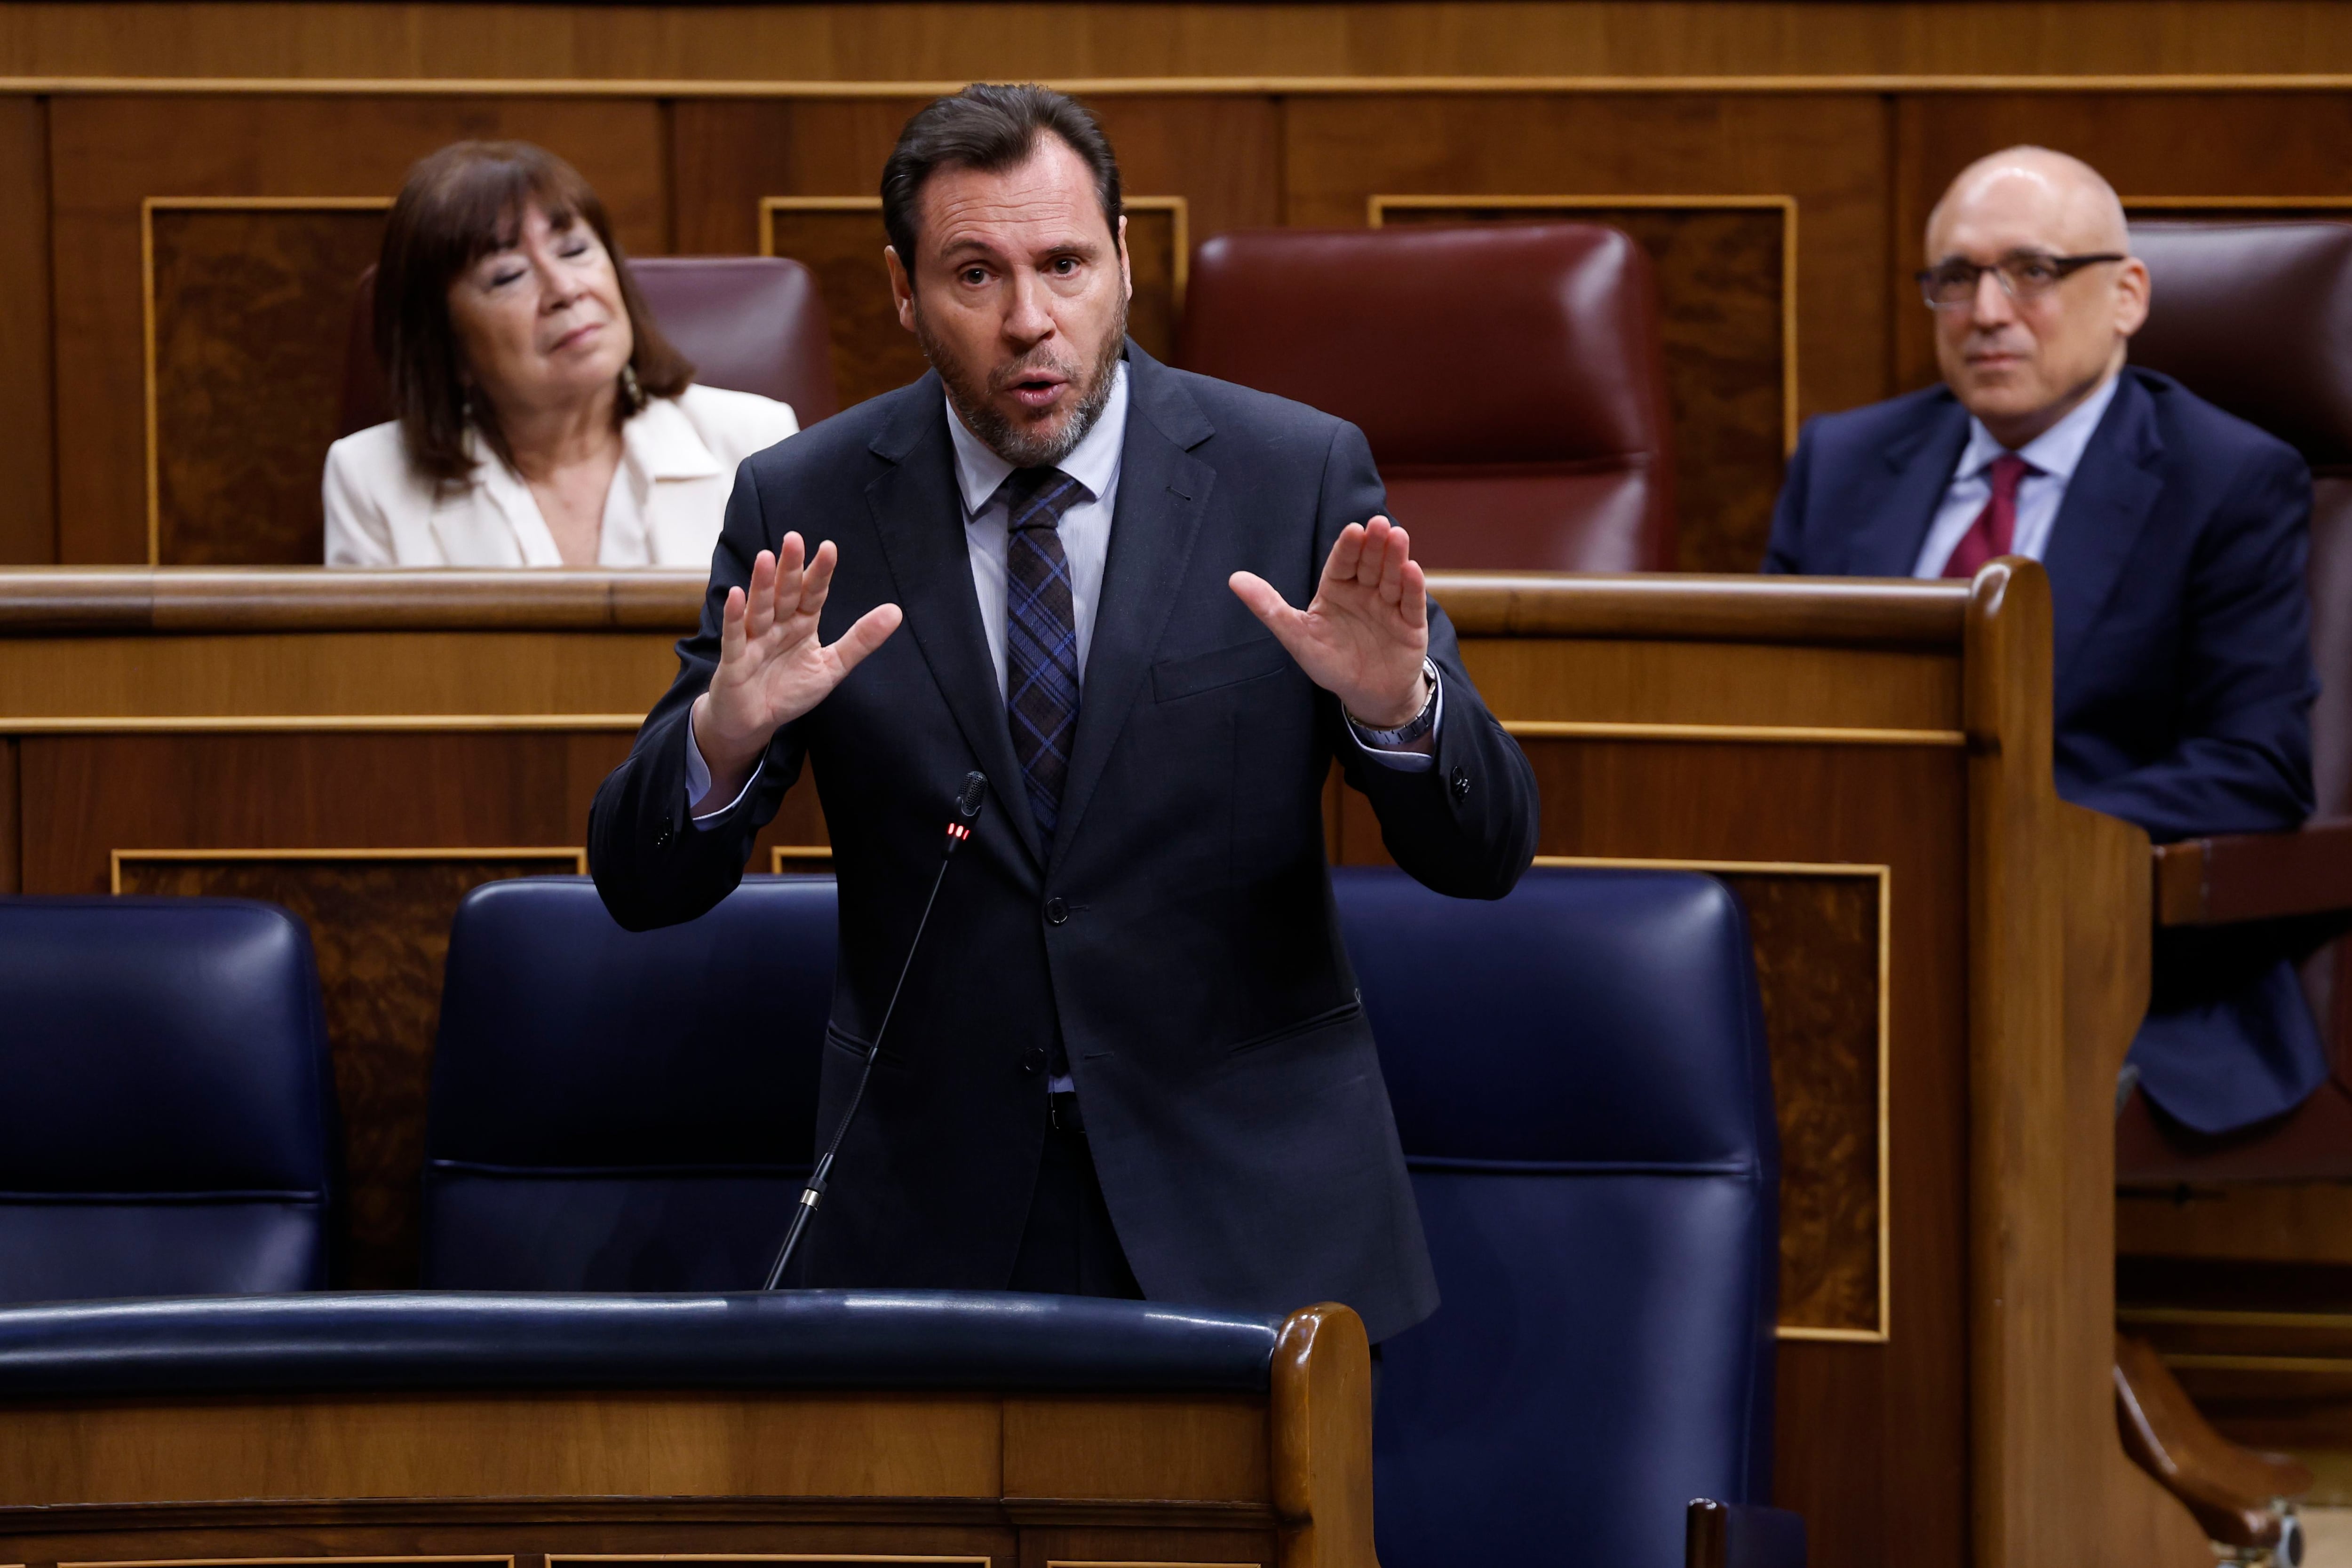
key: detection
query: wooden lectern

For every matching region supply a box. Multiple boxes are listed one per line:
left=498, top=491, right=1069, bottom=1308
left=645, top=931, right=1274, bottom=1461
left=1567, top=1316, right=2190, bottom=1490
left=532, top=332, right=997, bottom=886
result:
left=0, top=1293, right=1373, bottom=1568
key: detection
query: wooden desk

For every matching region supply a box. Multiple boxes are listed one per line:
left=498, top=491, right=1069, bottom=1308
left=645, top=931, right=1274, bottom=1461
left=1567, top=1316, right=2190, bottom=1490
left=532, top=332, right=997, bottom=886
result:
left=0, top=565, right=2199, bottom=1568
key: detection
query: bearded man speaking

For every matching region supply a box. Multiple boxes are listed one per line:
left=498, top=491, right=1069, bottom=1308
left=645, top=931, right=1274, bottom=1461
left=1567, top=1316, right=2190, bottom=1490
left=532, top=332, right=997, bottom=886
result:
left=588, top=84, right=1537, bottom=1341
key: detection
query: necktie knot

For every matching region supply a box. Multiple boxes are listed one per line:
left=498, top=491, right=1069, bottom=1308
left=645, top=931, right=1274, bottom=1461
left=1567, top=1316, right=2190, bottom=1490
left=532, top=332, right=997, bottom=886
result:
left=1986, top=451, right=2037, bottom=499
left=999, top=467, right=1090, bottom=535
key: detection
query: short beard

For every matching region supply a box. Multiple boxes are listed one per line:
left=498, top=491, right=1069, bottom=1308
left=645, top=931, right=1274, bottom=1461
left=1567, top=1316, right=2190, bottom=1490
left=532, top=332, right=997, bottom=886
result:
left=916, top=297, right=1128, bottom=470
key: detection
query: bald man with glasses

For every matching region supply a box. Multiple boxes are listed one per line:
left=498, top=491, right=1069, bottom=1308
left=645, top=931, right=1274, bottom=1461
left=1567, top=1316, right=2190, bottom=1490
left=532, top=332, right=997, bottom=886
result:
left=1766, top=146, right=2324, bottom=1136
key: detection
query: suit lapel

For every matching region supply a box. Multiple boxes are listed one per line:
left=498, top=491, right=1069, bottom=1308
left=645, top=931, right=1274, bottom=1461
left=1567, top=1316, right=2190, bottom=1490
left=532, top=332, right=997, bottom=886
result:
left=863, top=377, right=1045, bottom=867
left=1850, top=395, right=1973, bottom=577
left=1051, top=345, right=1216, bottom=863
left=2042, top=372, right=2164, bottom=681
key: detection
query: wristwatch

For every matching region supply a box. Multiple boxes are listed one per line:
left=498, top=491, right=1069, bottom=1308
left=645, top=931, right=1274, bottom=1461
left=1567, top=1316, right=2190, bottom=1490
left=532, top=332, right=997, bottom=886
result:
left=1351, top=659, right=1441, bottom=747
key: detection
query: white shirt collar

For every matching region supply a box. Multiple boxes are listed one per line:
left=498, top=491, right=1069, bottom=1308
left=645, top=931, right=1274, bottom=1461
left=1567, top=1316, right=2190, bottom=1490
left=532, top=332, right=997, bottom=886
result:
left=945, top=360, right=1129, bottom=517
left=459, top=395, right=724, bottom=489
left=1955, top=367, right=2123, bottom=484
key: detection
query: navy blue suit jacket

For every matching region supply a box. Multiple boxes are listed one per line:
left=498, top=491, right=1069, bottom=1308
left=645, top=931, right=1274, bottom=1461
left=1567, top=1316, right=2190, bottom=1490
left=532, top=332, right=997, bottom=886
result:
left=589, top=343, right=1539, bottom=1339
left=1765, top=367, right=2323, bottom=1132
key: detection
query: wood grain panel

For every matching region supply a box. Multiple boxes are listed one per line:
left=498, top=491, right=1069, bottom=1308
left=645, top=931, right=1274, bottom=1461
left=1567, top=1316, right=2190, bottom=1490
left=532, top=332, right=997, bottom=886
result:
left=1891, top=93, right=2352, bottom=390
left=1380, top=200, right=1788, bottom=572
left=0, top=1391, right=1004, bottom=1505
left=762, top=198, right=1185, bottom=413
left=149, top=204, right=388, bottom=565
left=0, top=630, right=681, bottom=719
left=8, top=4, right=2352, bottom=82
left=0, top=96, right=50, bottom=564
left=118, top=851, right=582, bottom=1287
left=1458, top=636, right=1961, bottom=732
left=1725, top=870, right=1883, bottom=1336
left=50, top=94, right=667, bottom=564
left=1001, top=1396, right=1269, bottom=1504
left=1280, top=93, right=1890, bottom=438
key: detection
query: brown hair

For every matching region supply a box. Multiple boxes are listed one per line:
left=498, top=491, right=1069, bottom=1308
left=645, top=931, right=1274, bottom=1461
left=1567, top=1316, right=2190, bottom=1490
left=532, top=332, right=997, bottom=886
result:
left=880, top=84, right=1122, bottom=283
left=373, top=140, right=693, bottom=485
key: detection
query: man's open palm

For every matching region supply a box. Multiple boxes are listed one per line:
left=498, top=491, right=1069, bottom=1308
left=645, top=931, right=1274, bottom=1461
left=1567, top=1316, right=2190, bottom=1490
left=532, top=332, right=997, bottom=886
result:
left=1230, top=516, right=1430, bottom=729
left=693, top=533, right=902, bottom=799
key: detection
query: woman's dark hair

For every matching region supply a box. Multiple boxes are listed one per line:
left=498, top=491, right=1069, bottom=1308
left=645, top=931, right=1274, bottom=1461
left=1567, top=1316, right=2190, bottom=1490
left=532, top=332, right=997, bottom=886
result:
left=880, top=84, right=1123, bottom=281
left=373, top=140, right=693, bottom=485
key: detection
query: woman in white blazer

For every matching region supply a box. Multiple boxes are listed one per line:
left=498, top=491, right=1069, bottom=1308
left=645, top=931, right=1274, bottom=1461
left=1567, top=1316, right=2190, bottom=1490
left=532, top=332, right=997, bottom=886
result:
left=325, top=141, right=797, bottom=568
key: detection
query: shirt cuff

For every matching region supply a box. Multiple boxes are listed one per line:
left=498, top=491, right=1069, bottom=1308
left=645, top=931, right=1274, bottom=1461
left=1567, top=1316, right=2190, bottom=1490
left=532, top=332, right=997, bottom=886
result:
left=1346, top=668, right=1442, bottom=772
left=686, top=722, right=763, bottom=827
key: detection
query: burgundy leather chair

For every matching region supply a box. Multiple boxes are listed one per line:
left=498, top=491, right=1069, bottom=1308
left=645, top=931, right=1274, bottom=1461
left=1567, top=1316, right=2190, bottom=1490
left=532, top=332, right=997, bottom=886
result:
left=1174, top=224, right=1675, bottom=571
left=339, top=255, right=839, bottom=439
left=2115, top=221, right=2352, bottom=1180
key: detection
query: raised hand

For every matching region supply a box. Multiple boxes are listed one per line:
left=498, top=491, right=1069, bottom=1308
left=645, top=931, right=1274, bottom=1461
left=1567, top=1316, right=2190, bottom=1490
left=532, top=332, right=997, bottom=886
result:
left=691, top=533, right=902, bottom=808
left=1229, top=516, right=1430, bottom=729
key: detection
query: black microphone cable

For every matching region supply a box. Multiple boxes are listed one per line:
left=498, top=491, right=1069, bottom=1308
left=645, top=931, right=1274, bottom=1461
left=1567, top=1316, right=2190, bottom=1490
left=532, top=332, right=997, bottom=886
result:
left=763, top=769, right=989, bottom=1290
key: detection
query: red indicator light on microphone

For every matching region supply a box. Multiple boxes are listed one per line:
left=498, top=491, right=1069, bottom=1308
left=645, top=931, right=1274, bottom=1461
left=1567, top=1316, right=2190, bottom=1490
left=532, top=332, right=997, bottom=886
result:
left=946, top=823, right=970, bottom=842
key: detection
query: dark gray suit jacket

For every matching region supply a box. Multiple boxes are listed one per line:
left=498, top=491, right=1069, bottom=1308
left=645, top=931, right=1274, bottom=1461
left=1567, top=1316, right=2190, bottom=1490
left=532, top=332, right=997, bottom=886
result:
left=588, top=342, right=1539, bottom=1340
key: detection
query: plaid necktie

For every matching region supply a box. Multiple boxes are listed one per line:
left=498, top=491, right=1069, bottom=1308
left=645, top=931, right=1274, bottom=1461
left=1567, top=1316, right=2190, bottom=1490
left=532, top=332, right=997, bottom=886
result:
left=1942, top=451, right=2037, bottom=579
left=999, top=466, right=1093, bottom=843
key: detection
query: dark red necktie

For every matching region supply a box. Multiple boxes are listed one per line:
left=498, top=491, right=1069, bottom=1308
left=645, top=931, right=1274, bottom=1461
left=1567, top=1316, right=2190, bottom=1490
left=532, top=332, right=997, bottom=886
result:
left=1942, top=452, right=2035, bottom=579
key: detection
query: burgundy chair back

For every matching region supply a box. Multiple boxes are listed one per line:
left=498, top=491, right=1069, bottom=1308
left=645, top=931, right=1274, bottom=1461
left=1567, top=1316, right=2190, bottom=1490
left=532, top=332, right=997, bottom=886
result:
left=339, top=254, right=839, bottom=438
left=1174, top=224, right=1675, bottom=572
left=2129, top=219, right=2352, bottom=1066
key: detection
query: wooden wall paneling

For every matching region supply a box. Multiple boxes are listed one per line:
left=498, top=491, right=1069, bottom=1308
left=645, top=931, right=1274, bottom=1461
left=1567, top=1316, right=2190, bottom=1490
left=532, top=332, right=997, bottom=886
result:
left=117, top=848, right=585, bottom=1288
left=1375, top=195, right=1793, bottom=572
left=1284, top=94, right=1890, bottom=571
left=13, top=5, right=2352, bottom=84
left=668, top=100, right=795, bottom=256
left=0, top=94, right=51, bottom=564
left=1890, top=93, right=2352, bottom=392
left=146, top=198, right=389, bottom=566
left=50, top=94, right=668, bottom=564
left=762, top=195, right=1189, bottom=412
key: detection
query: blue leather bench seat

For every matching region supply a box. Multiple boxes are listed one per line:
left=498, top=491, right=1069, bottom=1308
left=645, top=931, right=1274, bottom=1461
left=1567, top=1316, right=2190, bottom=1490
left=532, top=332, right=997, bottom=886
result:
left=0, top=1291, right=1283, bottom=1400
left=423, top=877, right=835, bottom=1290
left=0, top=897, right=337, bottom=1304
left=1334, top=866, right=1780, bottom=1568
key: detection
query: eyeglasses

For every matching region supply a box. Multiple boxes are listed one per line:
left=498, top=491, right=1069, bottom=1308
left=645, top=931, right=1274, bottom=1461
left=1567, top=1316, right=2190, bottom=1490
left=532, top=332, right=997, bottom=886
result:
left=1916, top=251, right=2126, bottom=309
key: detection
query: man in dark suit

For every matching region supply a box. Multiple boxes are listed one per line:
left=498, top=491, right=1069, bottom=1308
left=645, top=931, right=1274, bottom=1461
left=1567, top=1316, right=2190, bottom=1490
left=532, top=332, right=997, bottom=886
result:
left=589, top=84, right=1538, bottom=1340
left=1766, top=145, right=2321, bottom=1134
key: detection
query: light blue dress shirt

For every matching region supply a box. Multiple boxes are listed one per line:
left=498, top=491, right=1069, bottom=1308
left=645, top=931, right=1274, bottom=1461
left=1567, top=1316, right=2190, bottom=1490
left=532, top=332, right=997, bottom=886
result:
left=1910, top=369, right=2123, bottom=578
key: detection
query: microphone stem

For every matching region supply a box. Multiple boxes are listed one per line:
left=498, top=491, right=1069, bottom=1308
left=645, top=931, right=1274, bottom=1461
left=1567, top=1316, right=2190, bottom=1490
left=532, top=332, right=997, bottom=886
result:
left=764, top=834, right=961, bottom=1291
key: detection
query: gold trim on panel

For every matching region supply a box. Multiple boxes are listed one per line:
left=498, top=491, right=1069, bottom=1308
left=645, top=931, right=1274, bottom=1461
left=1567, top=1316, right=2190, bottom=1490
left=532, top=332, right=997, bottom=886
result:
left=138, top=196, right=397, bottom=567
left=1370, top=193, right=1800, bottom=454
left=770, top=845, right=835, bottom=873
left=1534, top=854, right=1893, bottom=1344
left=760, top=194, right=1191, bottom=309
left=1504, top=720, right=1965, bottom=747
left=4, top=714, right=650, bottom=734
left=111, top=846, right=587, bottom=895
left=1047, top=1562, right=1262, bottom=1567
left=551, top=1557, right=992, bottom=1565
left=2121, top=1306, right=2352, bottom=1331
left=18, top=74, right=2352, bottom=98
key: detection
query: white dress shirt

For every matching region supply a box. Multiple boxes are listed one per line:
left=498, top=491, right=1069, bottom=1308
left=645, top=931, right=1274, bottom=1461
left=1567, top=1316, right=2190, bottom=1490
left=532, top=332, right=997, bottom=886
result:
left=324, top=383, right=798, bottom=568
left=687, top=361, right=1439, bottom=816
left=1911, top=370, right=2122, bottom=578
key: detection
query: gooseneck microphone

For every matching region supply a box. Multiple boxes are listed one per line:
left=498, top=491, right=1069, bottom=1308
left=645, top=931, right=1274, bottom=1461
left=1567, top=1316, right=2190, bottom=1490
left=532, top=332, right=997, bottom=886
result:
left=763, top=770, right=989, bottom=1290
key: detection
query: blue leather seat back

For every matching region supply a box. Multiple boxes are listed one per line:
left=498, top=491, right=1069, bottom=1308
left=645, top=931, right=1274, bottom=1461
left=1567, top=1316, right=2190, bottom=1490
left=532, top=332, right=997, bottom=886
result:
left=421, top=876, right=835, bottom=1290
left=1332, top=866, right=1779, bottom=1568
left=0, top=897, right=335, bottom=1302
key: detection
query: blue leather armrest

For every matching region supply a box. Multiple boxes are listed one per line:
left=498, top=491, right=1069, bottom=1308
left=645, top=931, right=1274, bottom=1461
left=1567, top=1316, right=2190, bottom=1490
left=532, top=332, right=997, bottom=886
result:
left=0, top=1291, right=1283, bottom=1400
left=1687, top=1501, right=1807, bottom=1568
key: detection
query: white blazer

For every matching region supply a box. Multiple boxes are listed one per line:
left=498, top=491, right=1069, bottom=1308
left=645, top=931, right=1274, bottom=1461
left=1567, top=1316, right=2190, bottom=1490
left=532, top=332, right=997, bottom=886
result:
left=323, top=383, right=799, bottom=568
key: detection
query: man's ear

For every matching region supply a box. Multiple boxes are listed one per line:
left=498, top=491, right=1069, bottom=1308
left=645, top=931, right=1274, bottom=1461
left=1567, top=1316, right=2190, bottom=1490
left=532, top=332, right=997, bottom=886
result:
left=1116, top=214, right=1133, bottom=304
left=885, top=245, right=917, bottom=333
left=2114, top=255, right=2152, bottom=339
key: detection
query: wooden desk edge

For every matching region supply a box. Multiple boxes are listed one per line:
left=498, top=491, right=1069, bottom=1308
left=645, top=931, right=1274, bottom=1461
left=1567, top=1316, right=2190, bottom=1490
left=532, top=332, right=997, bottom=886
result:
left=0, top=570, right=1971, bottom=648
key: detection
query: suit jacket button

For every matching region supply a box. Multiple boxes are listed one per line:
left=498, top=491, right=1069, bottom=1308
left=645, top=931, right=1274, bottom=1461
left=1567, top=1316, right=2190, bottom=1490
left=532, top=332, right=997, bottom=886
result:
left=1022, top=1045, right=1048, bottom=1074
left=1449, top=767, right=1471, bottom=800
left=1044, top=896, right=1069, bottom=926
left=654, top=826, right=674, bottom=848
